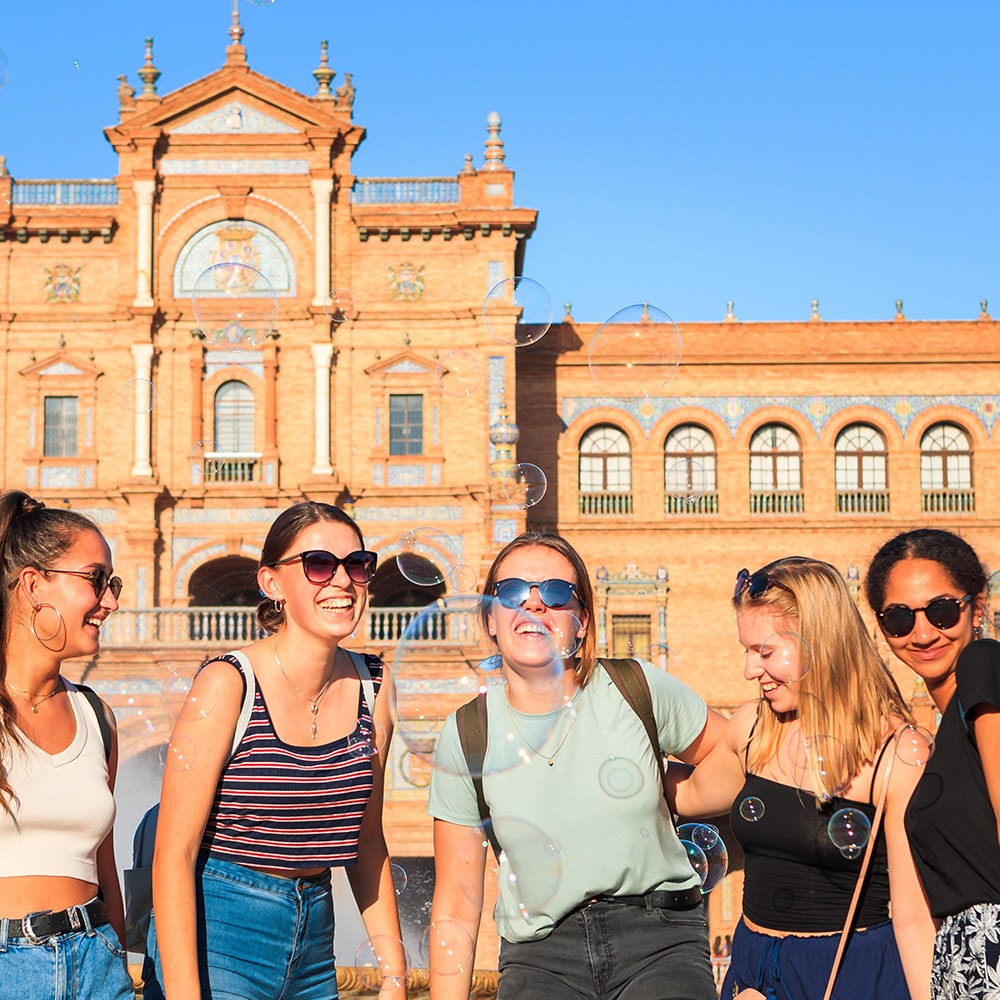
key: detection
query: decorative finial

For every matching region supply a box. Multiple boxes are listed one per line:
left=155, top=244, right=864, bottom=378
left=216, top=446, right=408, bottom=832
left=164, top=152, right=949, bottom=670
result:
left=462, top=153, right=476, bottom=175
left=725, top=299, right=736, bottom=321
left=979, top=298, right=991, bottom=320
left=116, top=75, right=136, bottom=110
left=313, top=40, right=335, bottom=98
left=489, top=398, right=520, bottom=477
left=809, top=298, right=821, bottom=321
left=229, top=0, right=244, bottom=46
left=894, top=298, right=905, bottom=320
left=335, top=72, right=355, bottom=113
left=563, top=301, right=573, bottom=320
left=483, top=111, right=506, bottom=171
left=137, top=38, right=160, bottom=97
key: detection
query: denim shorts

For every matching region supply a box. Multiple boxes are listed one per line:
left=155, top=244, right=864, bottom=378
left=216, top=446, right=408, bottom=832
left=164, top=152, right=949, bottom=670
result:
left=0, top=913, right=134, bottom=1000
left=143, top=855, right=337, bottom=1000
left=497, top=896, right=716, bottom=1000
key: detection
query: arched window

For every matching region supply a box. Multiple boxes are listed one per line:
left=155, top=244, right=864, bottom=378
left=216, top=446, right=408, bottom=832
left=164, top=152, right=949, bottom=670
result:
left=209, top=380, right=257, bottom=483
left=921, top=422, right=974, bottom=513
left=664, top=424, right=718, bottom=514
left=835, top=423, right=888, bottom=513
left=749, top=424, right=803, bottom=514
left=579, top=424, right=632, bottom=515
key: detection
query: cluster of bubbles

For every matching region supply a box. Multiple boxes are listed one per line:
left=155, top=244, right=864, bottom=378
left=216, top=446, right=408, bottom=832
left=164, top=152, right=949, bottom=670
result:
left=676, top=823, right=729, bottom=893
left=396, top=527, right=478, bottom=594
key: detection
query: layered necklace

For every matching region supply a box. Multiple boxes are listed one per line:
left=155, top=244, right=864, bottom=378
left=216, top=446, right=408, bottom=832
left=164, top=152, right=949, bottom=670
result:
left=7, top=678, right=63, bottom=714
left=273, top=636, right=338, bottom=740
left=505, top=688, right=583, bottom=767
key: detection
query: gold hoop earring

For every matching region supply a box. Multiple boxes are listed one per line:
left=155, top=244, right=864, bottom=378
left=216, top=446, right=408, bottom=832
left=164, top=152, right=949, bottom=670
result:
left=30, top=602, right=65, bottom=644
left=273, top=599, right=284, bottom=614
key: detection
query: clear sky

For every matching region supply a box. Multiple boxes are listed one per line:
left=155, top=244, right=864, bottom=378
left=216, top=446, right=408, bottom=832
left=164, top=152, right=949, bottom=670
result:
left=1, top=0, right=998, bottom=324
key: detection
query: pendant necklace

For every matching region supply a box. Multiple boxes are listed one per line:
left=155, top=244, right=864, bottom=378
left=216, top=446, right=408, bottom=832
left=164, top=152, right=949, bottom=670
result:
left=505, top=689, right=583, bottom=767
left=273, top=636, right=337, bottom=740
left=7, top=678, right=63, bottom=714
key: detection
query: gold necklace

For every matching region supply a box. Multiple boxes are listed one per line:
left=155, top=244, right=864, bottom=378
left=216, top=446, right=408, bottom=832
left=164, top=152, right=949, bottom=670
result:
left=273, top=636, right=338, bottom=741
left=505, top=690, right=582, bottom=767
left=7, top=678, right=63, bottom=714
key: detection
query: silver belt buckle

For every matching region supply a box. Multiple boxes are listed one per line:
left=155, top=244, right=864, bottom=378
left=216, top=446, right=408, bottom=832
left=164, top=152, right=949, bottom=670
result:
left=22, top=909, right=54, bottom=945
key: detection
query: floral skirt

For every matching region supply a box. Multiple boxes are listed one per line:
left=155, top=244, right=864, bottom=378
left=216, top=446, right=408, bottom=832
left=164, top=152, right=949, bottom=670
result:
left=933, top=902, right=1000, bottom=999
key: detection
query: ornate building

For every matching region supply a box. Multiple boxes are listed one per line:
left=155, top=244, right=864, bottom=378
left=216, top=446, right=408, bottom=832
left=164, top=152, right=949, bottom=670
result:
left=1, top=15, right=997, bottom=984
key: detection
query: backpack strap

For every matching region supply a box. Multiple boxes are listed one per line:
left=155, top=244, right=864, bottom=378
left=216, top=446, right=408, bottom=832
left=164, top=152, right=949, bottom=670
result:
left=212, top=651, right=257, bottom=759
left=74, top=683, right=112, bottom=763
left=455, top=692, right=502, bottom=860
left=345, top=649, right=377, bottom=720
left=599, top=657, right=668, bottom=800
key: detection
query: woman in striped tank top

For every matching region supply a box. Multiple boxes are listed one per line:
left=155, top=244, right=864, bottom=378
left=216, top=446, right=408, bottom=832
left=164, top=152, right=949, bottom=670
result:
left=145, top=502, right=407, bottom=999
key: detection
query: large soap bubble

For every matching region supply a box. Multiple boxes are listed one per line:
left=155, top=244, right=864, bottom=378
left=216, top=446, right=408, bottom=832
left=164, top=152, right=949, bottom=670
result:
left=588, top=302, right=682, bottom=398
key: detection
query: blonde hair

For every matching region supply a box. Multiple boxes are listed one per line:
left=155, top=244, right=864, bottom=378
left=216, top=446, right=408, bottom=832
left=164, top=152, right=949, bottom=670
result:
left=735, top=556, right=911, bottom=803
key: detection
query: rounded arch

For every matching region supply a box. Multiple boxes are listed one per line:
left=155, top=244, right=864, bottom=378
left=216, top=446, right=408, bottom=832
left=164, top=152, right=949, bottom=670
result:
left=369, top=557, right=446, bottom=608
left=733, top=406, right=816, bottom=451
left=904, top=405, right=989, bottom=449
left=188, top=554, right=260, bottom=607
left=578, top=423, right=633, bottom=495
left=173, top=538, right=262, bottom=600
left=562, top=406, right=645, bottom=451
left=652, top=406, right=732, bottom=450
left=819, top=405, right=903, bottom=451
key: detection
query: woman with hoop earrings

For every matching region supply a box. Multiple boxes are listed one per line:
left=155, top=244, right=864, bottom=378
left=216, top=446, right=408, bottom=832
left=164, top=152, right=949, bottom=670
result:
left=671, top=557, right=934, bottom=1000
left=0, top=491, right=132, bottom=999
left=145, top=501, right=407, bottom=1000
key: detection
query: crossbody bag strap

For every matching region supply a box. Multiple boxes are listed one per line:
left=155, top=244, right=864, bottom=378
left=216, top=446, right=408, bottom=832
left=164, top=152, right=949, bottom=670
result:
left=73, top=683, right=113, bottom=763
left=600, top=657, right=669, bottom=799
left=455, top=692, right=501, bottom=860
left=822, top=743, right=896, bottom=1000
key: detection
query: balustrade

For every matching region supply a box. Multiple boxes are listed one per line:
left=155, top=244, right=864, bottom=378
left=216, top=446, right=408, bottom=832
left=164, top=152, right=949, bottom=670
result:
left=12, top=179, right=119, bottom=205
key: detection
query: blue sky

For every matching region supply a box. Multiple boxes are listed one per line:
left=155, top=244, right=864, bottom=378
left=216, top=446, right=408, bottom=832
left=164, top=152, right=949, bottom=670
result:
left=1, top=1, right=998, bottom=324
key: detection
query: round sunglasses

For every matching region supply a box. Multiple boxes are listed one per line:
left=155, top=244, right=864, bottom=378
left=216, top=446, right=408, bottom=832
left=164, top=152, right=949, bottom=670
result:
left=493, top=578, right=577, bottom=610
left=43, top=567, right=124, bottom=601
left=877, top=594, right=972, bottom=638
left=271, top=549, right=377, bottom=586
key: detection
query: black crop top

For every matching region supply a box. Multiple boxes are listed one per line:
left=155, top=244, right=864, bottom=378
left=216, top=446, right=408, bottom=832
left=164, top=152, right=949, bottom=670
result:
left=731, top=773, right=891, bottom=932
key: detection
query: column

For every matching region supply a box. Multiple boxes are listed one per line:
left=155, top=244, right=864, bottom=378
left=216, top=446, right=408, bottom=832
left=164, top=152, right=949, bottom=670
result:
left=131, top=344, right=154, bottom=476
left=133, top=179, right=156, bottom=308
left=311, top=177, right=334, bottom=308
left=311, top=343, right=334, bottom=475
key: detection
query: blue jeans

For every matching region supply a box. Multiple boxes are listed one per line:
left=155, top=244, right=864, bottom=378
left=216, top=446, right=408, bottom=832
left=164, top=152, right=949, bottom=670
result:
left=0, top=915, right=134, bottom=1000
left=497, top=897, right=716, bottom=1000
left=143, top=855, right=337, bottom=1000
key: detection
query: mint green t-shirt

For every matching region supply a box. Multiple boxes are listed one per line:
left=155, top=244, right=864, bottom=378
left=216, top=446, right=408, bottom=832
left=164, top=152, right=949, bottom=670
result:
left=427, top=659, right=708, bottom=943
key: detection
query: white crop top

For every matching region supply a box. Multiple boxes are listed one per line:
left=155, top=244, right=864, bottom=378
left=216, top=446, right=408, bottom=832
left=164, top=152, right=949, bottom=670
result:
left=0, top=680, right=115, bottom=881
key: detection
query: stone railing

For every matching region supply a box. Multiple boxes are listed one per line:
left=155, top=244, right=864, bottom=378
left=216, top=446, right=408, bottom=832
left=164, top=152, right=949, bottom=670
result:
left=579, top=491, right=633, bottom=516
left=202, top=451, right=261, bottom=484
left=749, top=490, right=805, bottom=515
left=836, top=489, right=890, bottom=513
left=12, top=179, right=119, bottom=205
left=665, top=491, right=719, bottom=515
left=922, top=489, right=975, bottom=513
left=351, top=178, right=460, bottom=204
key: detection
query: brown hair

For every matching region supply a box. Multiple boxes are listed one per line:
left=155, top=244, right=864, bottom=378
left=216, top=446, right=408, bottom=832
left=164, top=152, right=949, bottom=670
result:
left=735, top=556, right=912, bottom=804
left=480, top=531, right=599, bottom=686
left=256, top=501, right=365, bottom=635
left=0, top=492, right=104, bottom=812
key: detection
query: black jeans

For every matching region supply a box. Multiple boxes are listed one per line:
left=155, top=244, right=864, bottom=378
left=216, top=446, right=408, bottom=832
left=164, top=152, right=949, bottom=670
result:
left=497, top=897, right=716, bottom=1000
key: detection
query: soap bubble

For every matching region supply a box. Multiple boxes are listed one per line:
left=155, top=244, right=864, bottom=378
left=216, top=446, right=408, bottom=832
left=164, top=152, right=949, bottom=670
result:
left=419, top=919, right=475, bottom=976
left=502, top=463, right=547, bottom=508
left=598, top=757, right=645, bottom=799
left=788, top=735, right=851, bottom=799
left=494, top=814, right=563, bottom=920
left=323, top=288, right=357, bottom=325
left=120, top=377, right=157, bottom=414
left=633, top=644, right=679, bottom=673
left=192, top=262, right=277, bottom=349
left=159, top=735, right=196, bottom=771
left=189, top=439, right=222, bottom=485
left=665, top=458, right=709, bottom=504
left=448, top=563, right=479, bottom=593
left=827, top=807, right=871, bottom=859
left=435, top=351, right=482, bottom=397
left=354, top=936, right=409, bottom=992
left=739, top=796, right=766, bottom=822
left=396, top=527, right=455, bottom=587
left=588, top=302, right=682, bottom=398
left=894, top=724, right=935, bottom=766
left=482, top=276, right=553, bottom=346
left=677, top=823, right=728, bottom=893
left=162, top=665, right=216, bottom=720
left=0, top=51, right=8, bottom=92
left=551, top=613, right=584, bottom=659
left=759, top=631, right=812, bottom=685
left=681, top=839, right=709, bottom=885
left=391, top=862, right=408, bottom=895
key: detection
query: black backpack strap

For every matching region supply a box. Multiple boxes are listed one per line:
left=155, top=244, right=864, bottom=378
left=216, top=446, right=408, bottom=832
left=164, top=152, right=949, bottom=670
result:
left=600, top=657, right=668, bottom=800
left=74, top=683, right=112, bottom=763
left=455, top=692, right=501, bottom=860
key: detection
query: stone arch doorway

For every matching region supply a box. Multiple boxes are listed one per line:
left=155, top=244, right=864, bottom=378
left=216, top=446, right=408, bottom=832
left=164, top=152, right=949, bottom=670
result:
left=188, top=555, right=259, bottom=607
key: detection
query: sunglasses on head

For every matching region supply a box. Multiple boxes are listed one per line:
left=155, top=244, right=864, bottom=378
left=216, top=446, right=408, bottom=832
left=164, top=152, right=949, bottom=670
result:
left=44, top=567, right=123, bottom=602
left=493, top=578, right=578, bottom=610
left=734, top=567, right=792, bottom=601
left=272, top=549, right=377, bottom=586
left=877, top=594, right=972, bottom=638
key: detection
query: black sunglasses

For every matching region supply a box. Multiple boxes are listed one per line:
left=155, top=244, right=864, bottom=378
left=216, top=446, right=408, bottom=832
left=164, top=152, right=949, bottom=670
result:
left=877, top=594, right=972, bottom=638
left=493, top=578, right=578, bottom=610
left=734, top=567, right=792, bottom=601
left=44, top=567, right=123, bottom=602
left=272, top=549, right=377, bottom=586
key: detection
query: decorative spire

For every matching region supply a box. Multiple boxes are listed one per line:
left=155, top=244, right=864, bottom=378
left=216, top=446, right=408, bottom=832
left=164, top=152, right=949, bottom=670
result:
left=313, top=40, right=335, bottom=98
left=563, top=301, right=573, bottom=320
left=980, top=298, right=991, bottom=321
left=226, top=0, right=247, bottom=64
left=462, top=153, right=476, bottom=175
left=137, top=38, right=160, bottom=97
left=894, top=298, right=905, bottom=321
left=724, top=299, right=737, bottom=321
left=809, top=298, right=821, bottom=322
left=483, top=111, right=506, bottom=171
left=489, top=399, right=520, bottom=477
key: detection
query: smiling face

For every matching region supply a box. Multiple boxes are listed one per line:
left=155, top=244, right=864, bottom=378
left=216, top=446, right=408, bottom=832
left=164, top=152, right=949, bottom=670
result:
left=878, top=556, right=979, bottom=707
left=737, top=606, right=804, bottom=716
left=259, top=519, right=369, bottom=643
left=486, top=544, right=589, bottom=677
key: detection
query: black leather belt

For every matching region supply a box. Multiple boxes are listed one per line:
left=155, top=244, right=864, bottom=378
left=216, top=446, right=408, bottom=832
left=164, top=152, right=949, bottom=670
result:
left=2, top=899, right=110, bottom=943
left=588, top=886, right=703, bottom=910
